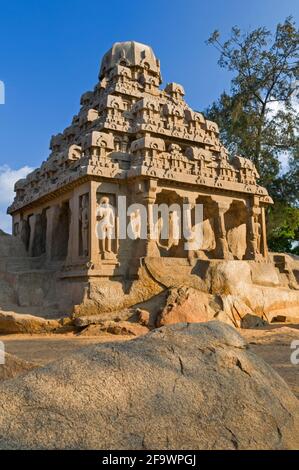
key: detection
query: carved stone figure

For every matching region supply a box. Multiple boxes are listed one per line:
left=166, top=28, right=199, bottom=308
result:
left=96, top=196, right=116, bottom=259
left=129, top=209, right=142, bottom=240
left=167, top=210, right=180, bottom=249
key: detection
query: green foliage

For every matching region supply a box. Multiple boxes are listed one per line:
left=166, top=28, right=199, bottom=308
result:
left=206, top=18, right=299, bottom=253
left=267, top=203, right=299, bottom=253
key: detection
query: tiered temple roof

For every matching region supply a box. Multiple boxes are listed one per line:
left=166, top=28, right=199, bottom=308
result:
left=8, top=40, right=272, bottom=215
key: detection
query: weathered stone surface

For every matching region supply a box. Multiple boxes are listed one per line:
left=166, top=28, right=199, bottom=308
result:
left=220, top=295, right=253, bottom=324
left=79, top=320, right=149, bottom=336
left=0, top=278, right=17, bottom=305
left=73, top=266, right=163, bottom=317
left=144, top=257, right=208, bottom=291
left=218, top=295, right=265, bottom=328
left=250, top=262, right=281, bottom=287
left=0, top=353, right=37, bottom=382
left=205, top=260, right=299, bottom=318
left=213, top=309, right=236, bottom=327
left=0, top=311, right=60, bottom=334
left=73, top=309, right=133, bottom=327
left=0, top=230, right=26, bottom=258
left=156, top=286, right=215, bottom=327
left=0, top=322, right=298, bottom=450
left=136, top=308, right=151, bottom=327
left=271, top=313, right=299, bottom=324
left=206, top=260, right=252, bottom=296
left=241, top=314, right=266, bottom=329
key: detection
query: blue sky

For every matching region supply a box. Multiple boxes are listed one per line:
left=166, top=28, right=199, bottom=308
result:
left=0, top=0, right=298, bottom=232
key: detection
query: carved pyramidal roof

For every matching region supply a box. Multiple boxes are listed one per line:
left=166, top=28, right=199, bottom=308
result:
left=8, top=41, right=272, bottom=214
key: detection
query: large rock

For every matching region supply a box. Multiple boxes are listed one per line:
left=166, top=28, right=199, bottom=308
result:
left=73, top=265, right=163, bottom=316
left=0, top=311, right=60, bottom=334
left=144, top=257, right=208, bottom=290
left=73, top=309, right=133, bottom=327
left=205, top=260, right=299, bottom=318
left=0, top=322, right=298, bottom=450
left=156, top=286, right=215, bottom=327
left=217, top=295, right=266, bottom=328
left=0, top=353, right=36, bottom=381
left=78, top=321, right=149, bottom=336
left=250, top=262, right=281, bottom=287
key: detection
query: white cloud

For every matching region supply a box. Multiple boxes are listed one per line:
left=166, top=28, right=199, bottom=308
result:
left=0, top=165, right=34, bottom=234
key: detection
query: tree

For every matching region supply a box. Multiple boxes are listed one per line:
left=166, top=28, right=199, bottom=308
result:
left=206, top=17, right=299, bottom=253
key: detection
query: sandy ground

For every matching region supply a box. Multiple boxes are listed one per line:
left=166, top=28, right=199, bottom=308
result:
left=1, top=324, right=299, bottom=398
left=0, top=332, right=131, bottom=366
left=241, top=324, right=299, bottom=398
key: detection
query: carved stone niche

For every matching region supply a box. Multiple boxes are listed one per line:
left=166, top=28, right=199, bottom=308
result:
left=82, top=131, right=114, bottom=159
left=165, top=82, right=185, bottom=100
left=47, top=202, right=71, bottom=261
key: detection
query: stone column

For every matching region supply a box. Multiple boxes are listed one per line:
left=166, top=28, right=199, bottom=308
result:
left=182, top=195, right=197, bottom=262
left=65, top=194, right=80, bottom=264
left=45, top=205, right=58, bottom=260
left=245, top=199, right=262, bottom=260
left=260, top=205, right=268, bottom=258
left=19, top=218, right=30, bottom=251
left=28, top=214, right=37, bottom=257
left=89, top=181, right=99, bottom=265
left=214, top=200, right=231, bottom=259
left=143, top=179, right=159, bottom=257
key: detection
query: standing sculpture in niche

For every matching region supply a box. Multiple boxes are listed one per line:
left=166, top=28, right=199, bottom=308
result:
left=254, top=215, right=262, bottom=255
left=79, top=194, right=89, bottom=257
left=129, top=208, right=142, bottom=239
left=96, top=196, right=116, bottom=259
left=156, top=209, right=180, bottom=251
left=167, top=210, right=180, bottom=249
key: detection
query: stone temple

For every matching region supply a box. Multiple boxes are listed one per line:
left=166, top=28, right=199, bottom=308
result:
left=5, top=41, right=299, bottom=317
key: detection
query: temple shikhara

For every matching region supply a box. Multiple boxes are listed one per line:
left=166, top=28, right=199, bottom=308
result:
left=9, top=40, right=297, bottom=316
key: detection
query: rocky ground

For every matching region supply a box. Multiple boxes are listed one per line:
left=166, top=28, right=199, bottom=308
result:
left=1, top=289, right=299, bottom=450
left=1, top=322, right=298, bottom=399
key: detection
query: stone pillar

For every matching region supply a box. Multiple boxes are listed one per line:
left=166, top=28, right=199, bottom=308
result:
left=214, top=201, right=231, bottom=259
left=28, top=214, right=37, bottom=257
left=66, top=194, right=80, bottom=264
left=245, top=207, right=257, bottom=259
left=89, top=181, right=99, bottom=265
left=245, top=198, right=262, bottom=260
left=143, top=179, right=159, bottom=257
left=20, top=218, right=30, bottom=251
left=260, top=205, right=268, bottom=258
left=45, top=205, right=58, bottom=260
left=145, top=200, right=158, bottom=256
left=182, top=195, right=197, bottom=262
